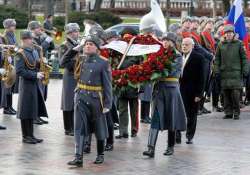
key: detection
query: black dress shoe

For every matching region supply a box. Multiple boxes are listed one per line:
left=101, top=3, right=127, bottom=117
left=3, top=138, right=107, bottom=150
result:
left=0, top=125, right=6, bottom=130
left=65, top=130, right=74, bottom=136
left=67, top=155, right=83, bottom=167
left=39, top=117, right=48, bottom=124
left=234, top=115, right=240, bottom=120
left=22, top=137, right=37, bottom=144
left=131, top=132, right=137, bottom=137
left=94, top=155, right=104, bottom=164
left=113, top=124, right=119, bottom=130
left=143, top=116, right=151, bottom=124
left=9, top=107, right=17, bottom=114
left=115, top=133, right=129, bottom=139
left=186, top=139, right=193, bottom=144
left=33, top=119, right=43, bottom=125
left=143, top=146, right=155, bottom=158
left=163, top=147, right=174, bottom=156
left=3, top=109, right=16, bottom=115
left=223, top=115, right=233, bottom=119
left=32, top=136, right=43, bottom=143
left=202, top=107, right=211, bottom=114
left=105, top=144, right=113, bottom=151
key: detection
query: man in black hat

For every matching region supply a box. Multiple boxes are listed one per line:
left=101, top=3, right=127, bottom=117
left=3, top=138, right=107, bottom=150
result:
left=15, top=30, right=48, bottom=144
left=68, top=34, right=112, bottom=166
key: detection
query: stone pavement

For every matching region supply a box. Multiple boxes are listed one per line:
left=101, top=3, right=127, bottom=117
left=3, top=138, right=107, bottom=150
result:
left=1, top=80, right=250, bottom=175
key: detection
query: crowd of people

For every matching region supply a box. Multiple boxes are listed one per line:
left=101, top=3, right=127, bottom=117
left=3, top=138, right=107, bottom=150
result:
left=0, top=14, right=249, bottom=167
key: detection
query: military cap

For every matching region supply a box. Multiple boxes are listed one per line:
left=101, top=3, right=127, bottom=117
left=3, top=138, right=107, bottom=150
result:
left=161, top=32, right=177, bottom=44
left=85, top=35, right=101, bottom=49
left=224, top=24, right=235, bottom=33
left=181, top=16, right=192, bottom=24
left=28, top=21, right=41, bottom=30
left=214, top=21, right=224, bottom=32
left=104, top=30, right=119, bottom=40
left=20, top=30, right=33, bottom=40
left=199, top=16, right=208, bottom=24
left=3, top=18, right=16, bottom=29
left=169, top=23, right=181, bottom=33
left=191, top=16, right=200, bottom=23
left=64, top=23, right=80, bottom=34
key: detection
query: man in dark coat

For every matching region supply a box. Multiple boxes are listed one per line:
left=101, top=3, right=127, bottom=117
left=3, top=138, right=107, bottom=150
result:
left=59, top=23, right=80, bottom=136
left=67, top=35, right=112, bottom=166
left=179, top=37, right=206, bottom=144
left=0, top=18, right=18, bottom=115
left=15, top=30, right=48, bottom=144
left=214, top=25, right=248, bottom=120
left=43, top=15, right=56, bottom=36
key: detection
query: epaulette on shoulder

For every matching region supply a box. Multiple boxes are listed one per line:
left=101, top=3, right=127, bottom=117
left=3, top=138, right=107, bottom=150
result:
left=33, top=44, right=42, bottom=50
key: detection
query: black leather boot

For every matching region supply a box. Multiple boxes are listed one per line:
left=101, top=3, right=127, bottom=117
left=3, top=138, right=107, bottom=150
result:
left=143, top=146, right=155, bottom=158
left=163, top=147, right=174, bottom=156
left=143, top=128, right=158, bottom=158
left=67, top=154, right=83, bottom=167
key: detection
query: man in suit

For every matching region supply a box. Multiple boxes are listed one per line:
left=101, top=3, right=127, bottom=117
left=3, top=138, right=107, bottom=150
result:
left=179, top=37, right=206, bottom=144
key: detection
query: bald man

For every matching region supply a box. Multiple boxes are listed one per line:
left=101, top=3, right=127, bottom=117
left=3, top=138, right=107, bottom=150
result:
left=178, top=38, right=206, bottom=144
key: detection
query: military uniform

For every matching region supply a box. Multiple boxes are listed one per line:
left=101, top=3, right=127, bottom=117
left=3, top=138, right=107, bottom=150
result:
left=143, top=33, right=186, bottom=157
left=0, top=19, right=18, bottom=115
left=59, top=23, right=80, bottom=136
left=214, top=25, right=249, bottom=119
left=15, top=30, right=48, bottom=144
left=68, top=35, right=112, bottom=166
left=116, top=55, right=142, bottom=138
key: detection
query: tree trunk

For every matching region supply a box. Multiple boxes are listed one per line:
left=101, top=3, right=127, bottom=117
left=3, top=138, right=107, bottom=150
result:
left=93, top=0, right=103, bottom=11
left=211, top=0, right=217, bottom=18
left=222, top=0, right=231, bottom=15
left=166, top=0, right=170, bottom=31
left=44, top=0, right=55, bottom=18
left=28, top=0, right=32, bottom=21
left=65, top=0, right=69, bottom=25
left=110, top=0, right=115, bottom=8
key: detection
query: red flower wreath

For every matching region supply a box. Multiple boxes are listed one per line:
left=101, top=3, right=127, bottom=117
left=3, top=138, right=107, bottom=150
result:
left=101, top=34, right=176, bottom=89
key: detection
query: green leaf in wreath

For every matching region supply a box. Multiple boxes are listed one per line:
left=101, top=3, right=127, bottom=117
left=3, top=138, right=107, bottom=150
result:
left=163, top=69, right=169, bottom=77
left=128, top=82, right=139, bottom=89
left=150, top=72, right=162, bottom=80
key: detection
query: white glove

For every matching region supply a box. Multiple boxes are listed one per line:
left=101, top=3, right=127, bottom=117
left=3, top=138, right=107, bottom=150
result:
left=45, top=36, right=53, bottom=43
left=7, top=56, right=12, bottom=63
left=103, top=108, right=110, bottom=114
left=80, top=38, right=86, bottom=46
left=0, top=68, right=6, bottom=75
left=37, top=72, right=44, bottom=80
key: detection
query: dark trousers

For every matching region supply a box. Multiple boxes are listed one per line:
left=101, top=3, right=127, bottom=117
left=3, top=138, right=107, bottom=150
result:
left=147, top=128, right=175, bottom=148
left=106, top=112, right=114, bottom=145
left=141, top=101, right=150, bottom=120
left=5, top=94, right=12, bottom=109
left=21, top=119, right=33, bottom=137
left=63, top=110, right=74, bottom=132
left=181, top=87, right=200, bottom=140
left=223, top=89, right=241, bottom=116
left=118, top=98, right=138, bottom=135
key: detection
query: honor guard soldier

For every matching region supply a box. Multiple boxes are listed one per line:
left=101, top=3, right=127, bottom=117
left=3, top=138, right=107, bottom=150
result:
left=15, top=30, right=48, bottom=144
left=68, top=34, right=112, bottom=166
left=59, top=23, right=80, bottom=136
left=28, top=21, right=54, bottom=125
left=0, top=18, right=18, bottom=115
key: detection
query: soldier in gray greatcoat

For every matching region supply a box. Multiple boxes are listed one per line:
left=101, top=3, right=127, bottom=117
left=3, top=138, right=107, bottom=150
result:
left=59, top=23, right=80, bottom=136
left=143, top=32, right=186, bottom=157
left=27, top=21, right=55, bottom=125
left=0, top=18, right=18, bottom=115
left=67, top=35, right=112, bottom=167
left=15, top=30, right=48, bottom=144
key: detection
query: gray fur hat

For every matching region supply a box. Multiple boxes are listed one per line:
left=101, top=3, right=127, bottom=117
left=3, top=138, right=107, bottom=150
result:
left=64, top=23, right=80, bottom=34
left=85, top=35, right=101, bottom=49
left=3, top=18, right=16, bottom=29
left=20, top=30, right=33, bottom=39
left=28, top=21, right=41, bottom=30
left=162, top=32, right=177, bottom=44
left=169, top=23, right=181, bottom=33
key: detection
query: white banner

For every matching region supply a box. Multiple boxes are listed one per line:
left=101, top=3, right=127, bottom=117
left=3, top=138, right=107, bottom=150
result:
left=103, top=40, right=161, bottom=56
